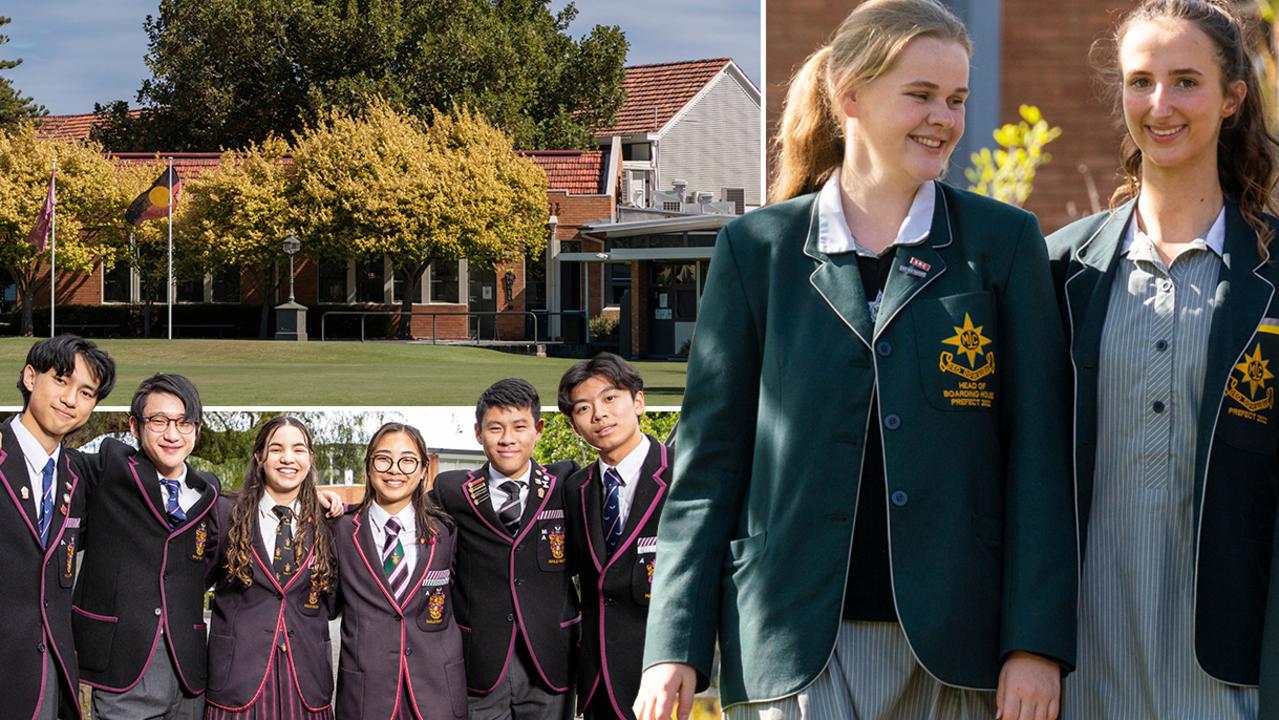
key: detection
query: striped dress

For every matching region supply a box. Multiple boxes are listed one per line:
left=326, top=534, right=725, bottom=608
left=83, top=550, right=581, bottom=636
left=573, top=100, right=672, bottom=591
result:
left=1064, top=214, right=1259, bottom=718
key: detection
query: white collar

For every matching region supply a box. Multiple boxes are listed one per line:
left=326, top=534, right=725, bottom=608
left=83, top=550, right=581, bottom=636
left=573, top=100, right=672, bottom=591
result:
left=1123, top=205, right=1226, bottom=259
left=598, top=434, right=651, bottom=485
left=370, top=501, right=415, bottom=535
left=259, top=492, right=300, bottom=518
left=490, top=462, right=531, bottom=487
left=817, top=170, right=935, bottom=256
left=10, top=415, right=59, bottom=472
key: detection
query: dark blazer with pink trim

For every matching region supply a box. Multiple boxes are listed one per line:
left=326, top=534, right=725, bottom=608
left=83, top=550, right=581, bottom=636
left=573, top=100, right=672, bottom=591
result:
left=563, top=436, right=668, bottom=720
left=0, top=419, right=86, bottom=720
left=433, top=459, right=581, bottom=695
left=71, top=437, right=220, bottom=693
left=203, top=495, right=335, bottom=711
left=332, top=505, right=466, bottom=720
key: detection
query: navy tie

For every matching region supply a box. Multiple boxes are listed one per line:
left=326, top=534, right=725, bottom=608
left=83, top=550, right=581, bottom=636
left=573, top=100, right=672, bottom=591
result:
left=497, top=480, right=523, bottom=535
left=160, top=478, right=186, bottom=528
left=602, top=467, right=625, bottom=557
left=37, top=458, right=55, bottom=546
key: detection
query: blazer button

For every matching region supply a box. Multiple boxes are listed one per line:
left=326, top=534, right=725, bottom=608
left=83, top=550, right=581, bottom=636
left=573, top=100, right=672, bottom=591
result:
left=514, top=578, right=524, bottom=586
left=154, top=608, right=162, bottom=616
left=604, top=597, right=614, bottom=606
left=36, top=642, right=45, bottom=653
left=876, top=341, right=892, bottom=358
left=890, top=491, right=909, bottom=507
left=405, top=647, right=413, bottom=657
left=506, top=613, right=514, bottom=622
left=884, top=414, right=902, bottom=430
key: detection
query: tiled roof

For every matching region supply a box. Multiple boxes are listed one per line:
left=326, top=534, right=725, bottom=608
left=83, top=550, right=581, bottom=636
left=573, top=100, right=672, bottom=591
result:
left=597, top=58, right=733, bottom=137
left=521, top=150, right=606, bottom=195
left=108, top=152, right=260, bottom=181
left=35, top=111, right=142, bottom=142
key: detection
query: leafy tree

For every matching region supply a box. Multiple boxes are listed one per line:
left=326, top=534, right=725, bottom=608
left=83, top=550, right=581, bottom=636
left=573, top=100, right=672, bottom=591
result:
left=0, top=126, right=128, bottom=335
left=292, top=101, right=547, bottom=338
left=181, top=137, right=294, bottom=337
left=532, top=412, right=679, bottom=466
left=0, top=17, right=45, bottom=131
left=93, top=0, right=626, bottom=152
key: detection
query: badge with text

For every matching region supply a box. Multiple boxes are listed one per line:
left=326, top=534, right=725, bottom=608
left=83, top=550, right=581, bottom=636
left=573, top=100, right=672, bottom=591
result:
left=938, top=312, right=996, bottom=408
left=1225, top=341, right=1275, bottom=424
left=422, top=569, right=450, bottom=625
left=540, top=522, right=567, bottom=565
left=637, top=536, right=657, bottom=599
left=64, top=536, right=76, bottom=578
left=304, top=586, right=321, bottom=611
left=192, top=521, right=208, bottom=561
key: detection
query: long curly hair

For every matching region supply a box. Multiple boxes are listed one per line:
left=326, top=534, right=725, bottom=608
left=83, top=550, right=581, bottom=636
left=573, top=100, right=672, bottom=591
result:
left=1096, top=0, right=1279, bottom=257
left=223, top=416, right=335, bottom=593
left=358, top=422, right=454, bottom=541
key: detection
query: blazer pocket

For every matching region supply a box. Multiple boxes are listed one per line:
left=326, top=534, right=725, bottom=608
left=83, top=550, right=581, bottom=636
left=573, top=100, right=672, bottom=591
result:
left=535, top=514, right=570, bottom=572
left=415, top=581, right=452, bottom=633
left=445, top=658, right=468, bottom=718
left=911, top=291, right=1001, bottom=413
left=632, top=537, right=657, bottom=606
left=337, top=666, right=364, bottom=718
left=725, top=531, right=767, bottom=569
left=71, top=606, right=117, bottom=673
left=205, top=632, right=235, bottom=693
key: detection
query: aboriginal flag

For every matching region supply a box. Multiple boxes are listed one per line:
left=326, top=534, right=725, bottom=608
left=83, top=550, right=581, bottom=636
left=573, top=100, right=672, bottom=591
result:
left=124, top=166, right=182, bottom=226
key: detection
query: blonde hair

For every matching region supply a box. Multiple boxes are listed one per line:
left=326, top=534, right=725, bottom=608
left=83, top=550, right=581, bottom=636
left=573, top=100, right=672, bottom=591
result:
left=771, top=0, right=971, bottom=203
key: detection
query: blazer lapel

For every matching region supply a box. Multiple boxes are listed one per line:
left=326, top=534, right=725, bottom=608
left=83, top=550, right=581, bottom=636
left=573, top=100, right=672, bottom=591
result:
left=872, top=184, right=951, bottom=340
left=515, top=462, right=555, bottom=541
left=463, top=466, right=512, bottom=542
left=804, top=200, right=875, bottom=349
left=1065, top=202, right=1131, bottom=372
left=128, top=456, right=170, bottom=529
left=1194, top=204, right=1276, bottom=522
left=250, top=512, right=288, bottom=595
left=604, top=438, right=670, bottom=574
left=0, top=423, right=41, bottom=546
left=170, top=467, right=218, bottom=537
left=579, top=466, right=606, bottom=572
left=42, top=452, right=79, bottom=559
left=351, top=507, right=400, bottom=610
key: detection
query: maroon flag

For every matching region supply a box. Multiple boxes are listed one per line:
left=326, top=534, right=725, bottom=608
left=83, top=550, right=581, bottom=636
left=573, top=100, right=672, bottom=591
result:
left=25, top=167, right=55, bottom=253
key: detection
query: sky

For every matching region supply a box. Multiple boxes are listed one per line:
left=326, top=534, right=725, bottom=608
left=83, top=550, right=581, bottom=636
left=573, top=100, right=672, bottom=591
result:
left=1, top=0, right=761, bottom=116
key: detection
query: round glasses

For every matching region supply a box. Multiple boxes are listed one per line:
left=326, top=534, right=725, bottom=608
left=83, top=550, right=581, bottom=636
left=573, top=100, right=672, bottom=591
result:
left=372, top=455, right=421, bottom=475
left=143, top=414, right=197, bottom=435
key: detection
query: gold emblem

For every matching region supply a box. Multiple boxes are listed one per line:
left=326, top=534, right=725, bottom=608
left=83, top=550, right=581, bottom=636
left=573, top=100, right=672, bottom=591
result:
left=1226, top=343, right=1275, bottom=423
left=192, top=522, right=207, bottom=560
left=64, top=537, right=76, bottom=578
left=548, top=526, right=566, bottom=563
left=20, top=486, right=29, bottom=501
left=304, top=588, right=321, bottom=610
left=426, top=587, right=446, bottom=624
left=938, top=313, right=996, bottom=408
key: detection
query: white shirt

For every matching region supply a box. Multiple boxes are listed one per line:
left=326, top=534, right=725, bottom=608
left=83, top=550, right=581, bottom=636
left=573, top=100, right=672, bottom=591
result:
left=156, top=465, right=201, bottom=514
left=817, top=170, right=935, bottom=256
left=487, top=462, right=532, bottom=516
left=10, top=416, right=59, bottom=519
left=258, top=494, right=301, bottom=554
left=597, top=435, right=651, bottom=528
left=369, top=502, right=418, bottom=579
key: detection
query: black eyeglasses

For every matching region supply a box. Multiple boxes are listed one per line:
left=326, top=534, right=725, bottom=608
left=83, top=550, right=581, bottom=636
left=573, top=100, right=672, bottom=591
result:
left=143, top=414, right=197, bottom=435
left=372, top=455, right=421, bottom=475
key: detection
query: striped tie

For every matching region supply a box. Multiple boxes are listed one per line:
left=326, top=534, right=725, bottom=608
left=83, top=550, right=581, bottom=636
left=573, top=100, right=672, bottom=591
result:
left=381, top=516, right=410, bottom=601
left=497, top=480, right=523, bottom=535
left=37, top=458, right=55, bottom=546
left=602, top=467, right=625, bottom=557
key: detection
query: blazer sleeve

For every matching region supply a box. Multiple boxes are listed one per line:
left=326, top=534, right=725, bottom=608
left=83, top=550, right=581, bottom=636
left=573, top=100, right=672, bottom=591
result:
left=642, top=222, right=762, bottom=690
left=995, top=213, right=1079, bottom=671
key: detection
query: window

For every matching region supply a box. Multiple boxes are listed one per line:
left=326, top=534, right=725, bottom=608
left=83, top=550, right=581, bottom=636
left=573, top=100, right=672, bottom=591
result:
left=622, top=143, right=651, bottom=161
left=211, top=267, right=240, bottom=303
left=429, top=260, right=460, bottom=304
left=354, top=259, right=385, bottom=303
left=176, top=278, right=203, bottom=303
left=525, top=254, right=546, bottom=310
left=607, top=263, right=630, bottom=306
left=102, top=262, right=131, bottom=303
left=318, top=259, right=349, bottom=303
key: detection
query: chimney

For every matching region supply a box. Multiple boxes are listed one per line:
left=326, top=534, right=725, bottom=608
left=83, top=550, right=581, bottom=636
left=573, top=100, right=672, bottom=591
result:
left=672, top=179, right=688, bottom=202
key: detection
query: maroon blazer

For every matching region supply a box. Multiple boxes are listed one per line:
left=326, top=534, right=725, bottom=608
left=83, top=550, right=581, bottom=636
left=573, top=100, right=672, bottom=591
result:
left=432, top=460, right=581, bottom=694
left=564, top=437, right=669, bottom=720
left=0, top=421, right=85, bottom=720
left=204, top=496, right=335, bottom=712
left=333, top=505, right=465, bottom=720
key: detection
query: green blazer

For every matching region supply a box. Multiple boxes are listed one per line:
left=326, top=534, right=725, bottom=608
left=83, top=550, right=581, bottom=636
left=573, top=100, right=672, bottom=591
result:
left=1047, top=200, right=1279, bottom=715
left=644, top=183, right=1078, bottom=708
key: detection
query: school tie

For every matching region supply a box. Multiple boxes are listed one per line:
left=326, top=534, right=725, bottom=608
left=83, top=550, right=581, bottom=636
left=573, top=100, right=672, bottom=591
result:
left=496, top=480, right=523, bottom=535
left=271, top=505, right=296, bottom=584
left=160, top=478, right=187, bottom=528
left=602, top=467, right=625, bottom=557
left=37, top=458, right=55, bottom=546
left=381, top=516, right=410, bottom=601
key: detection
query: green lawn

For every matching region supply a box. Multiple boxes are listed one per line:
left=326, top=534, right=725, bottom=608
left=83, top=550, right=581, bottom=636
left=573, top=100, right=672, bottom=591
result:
left=0, top=339, right=688, bottom=406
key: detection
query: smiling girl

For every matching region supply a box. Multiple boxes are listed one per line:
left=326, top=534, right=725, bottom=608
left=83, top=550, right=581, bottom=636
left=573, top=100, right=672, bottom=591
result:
left=205, top=417, right=336, bottom=719
left=1047, top=1, right=1279, bottom=717
left=635, top=1, right=1077, bottom=719
left=332, top=422, right=464, bottom=720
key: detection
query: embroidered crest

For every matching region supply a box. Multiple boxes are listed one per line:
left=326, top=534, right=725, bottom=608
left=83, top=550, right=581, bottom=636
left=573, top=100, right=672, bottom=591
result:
left=64, top=536, right=76, bottom=578
left=938, top=312, right=996, bottom=408
left=304, top=587, right=321, bottom=610
left=1226, top=342, right=1275, bottom=424
left=426, top=587, right=446, bottom=624
left=645, top=558, right=655, bottom=585
left=547, top=525, right=566, bottom=562
left=192, top=521, right=207, bottom=560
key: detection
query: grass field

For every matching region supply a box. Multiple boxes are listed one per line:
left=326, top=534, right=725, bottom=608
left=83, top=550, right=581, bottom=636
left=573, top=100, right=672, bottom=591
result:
left=0, top=339, right=689, bottom=406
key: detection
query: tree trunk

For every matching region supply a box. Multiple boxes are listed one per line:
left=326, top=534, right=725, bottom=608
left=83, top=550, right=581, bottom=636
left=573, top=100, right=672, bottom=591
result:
left=397, top=260, right=429, bottom=340
left=19, top=284, right=33, bottom=337
left=143, top=299, right=153, bottom=338
left=258, top=266, right=273, bottom=339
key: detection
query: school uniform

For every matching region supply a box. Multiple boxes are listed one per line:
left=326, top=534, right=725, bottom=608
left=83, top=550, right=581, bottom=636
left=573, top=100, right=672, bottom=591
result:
left=641, top=177, right=1077, bottom=714
left=0, top=415, right=86, bottom=720
left=202, top=494, right=335, bottom=719
left=332, top=503, right=466, bottom=720
left=433, top=459, right=581, bottom=720
left=1047, top=200, right=1279, bottom=719
left=563, top=435, right=668, bottom=720
left=71, top=437, right=220, bottom=719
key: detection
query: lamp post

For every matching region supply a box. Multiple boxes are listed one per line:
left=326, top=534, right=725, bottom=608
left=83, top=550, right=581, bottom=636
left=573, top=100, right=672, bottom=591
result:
left=274, top=232, right=308, bottom=341
left=546, top=215, right=560, bottom=340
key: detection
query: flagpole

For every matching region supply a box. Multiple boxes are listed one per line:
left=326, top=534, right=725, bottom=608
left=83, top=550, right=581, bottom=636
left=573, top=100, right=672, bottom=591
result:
left=50, top=158, right=56, bottom=338
left=167, top=157, right=173, bottom=341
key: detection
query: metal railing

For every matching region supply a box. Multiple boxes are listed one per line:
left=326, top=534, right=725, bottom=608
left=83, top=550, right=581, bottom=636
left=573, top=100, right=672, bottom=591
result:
left=320, top=309, right=594, bottom=342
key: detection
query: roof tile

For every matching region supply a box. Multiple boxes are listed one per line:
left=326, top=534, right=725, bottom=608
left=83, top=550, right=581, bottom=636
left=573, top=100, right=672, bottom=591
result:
left=597, top=58, right=732, bottom=136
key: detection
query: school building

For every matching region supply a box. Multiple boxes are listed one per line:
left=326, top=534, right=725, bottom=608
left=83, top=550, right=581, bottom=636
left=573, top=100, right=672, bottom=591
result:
left=767, top=0, right=1131, bottom=233
left=31, top=57, right=762, bottom=358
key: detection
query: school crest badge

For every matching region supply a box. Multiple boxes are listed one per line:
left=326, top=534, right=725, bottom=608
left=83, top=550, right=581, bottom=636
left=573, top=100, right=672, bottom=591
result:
left=549, top=526, right=565, bottom=562
left=304, top=587, right=321, bottom=611
left=192, top=522, right=208, bottom=560
left=939, top=312, right=996, bottom=408
left=64, top=536, right=76, bottom=578
left=426, top=588, right=446, bottom=624
left=1226, top=342, right=1275, bottom=424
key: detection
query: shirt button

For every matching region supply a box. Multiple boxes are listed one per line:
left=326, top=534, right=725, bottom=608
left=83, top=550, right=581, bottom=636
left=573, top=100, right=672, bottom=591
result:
left=1159, top=279, right=1173, bottom=292
left=890, top=491, right=909, bottom=507
left=1153, top=401, right=1166, bottom=414
left=876, top=341, right=892, bottom=358
left=884, top=414, right=901, bottom=430
left=1155, top=339, right=1169, bottom=352
left=154, top=608, right=162, bottom=616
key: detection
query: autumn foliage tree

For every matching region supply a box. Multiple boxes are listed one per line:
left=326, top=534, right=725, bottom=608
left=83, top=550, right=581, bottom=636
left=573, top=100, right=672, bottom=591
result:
left=292, top=101, right=547, bottom=338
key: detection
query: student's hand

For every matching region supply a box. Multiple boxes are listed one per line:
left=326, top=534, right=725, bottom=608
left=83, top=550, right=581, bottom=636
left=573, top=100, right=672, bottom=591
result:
left=633, top=663, right=696, bottom=720
left=996, top=651, right=1060, bottom=720
left=317, top=490, right=346, bottom=518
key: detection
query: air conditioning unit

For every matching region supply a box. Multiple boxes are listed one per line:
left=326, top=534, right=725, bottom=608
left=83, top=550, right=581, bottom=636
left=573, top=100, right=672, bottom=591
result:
left=628, top=171, right=647, bottom=207
left=695, top=191, right=714, bottom=205
left=722, top=187, right=746, bottom=215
